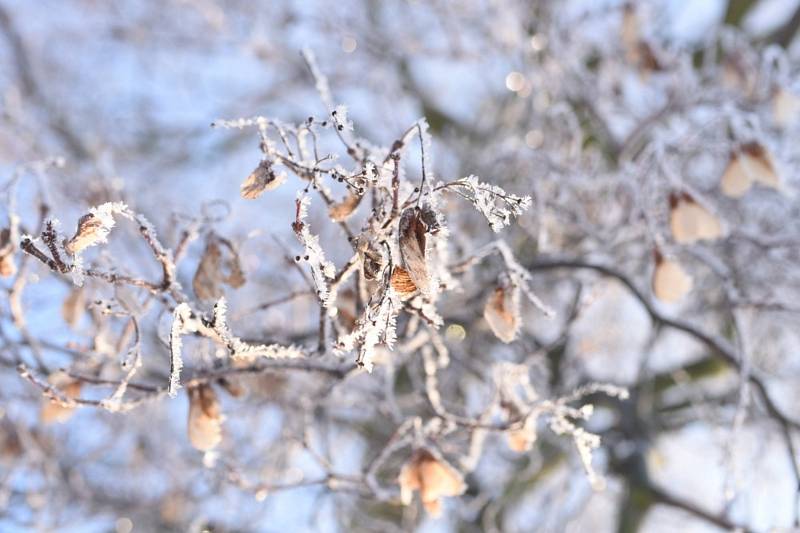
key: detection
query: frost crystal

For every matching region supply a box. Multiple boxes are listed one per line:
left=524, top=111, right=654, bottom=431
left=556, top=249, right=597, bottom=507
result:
left=443, top=175, right=531, bottom=232
left=293, top=193, right=336, bottom=306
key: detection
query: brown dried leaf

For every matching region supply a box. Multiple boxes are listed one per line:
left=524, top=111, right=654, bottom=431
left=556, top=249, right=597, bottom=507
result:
left=356, top=238, right=384, bottom=281
left=193, top=240, right=224, bottom=301
left=398, top=449, right=466, bottom=518
left=483, top=285, right=520, bottom=343
left=390, top=266, right=417, bottom=299
left=669, top=193, right=722, bottom=244
left=328, top=193, right=361, bottom=222
left=241, top=160, right=285, bottom=199
left=399, top=207, right=430, bottom=296
left=40, top=373, right=82, bottom=424
left=187, top=384, right=222, bottom=451
left=61, top=287, right=86, bottom=328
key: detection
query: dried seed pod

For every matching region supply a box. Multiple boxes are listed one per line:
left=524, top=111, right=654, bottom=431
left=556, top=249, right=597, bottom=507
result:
left=65, top=213, right=107, bottom=255
left=720, top=143, right=779, bottom=197
left=483, top=283, right=520, bottom=343
left=217, top=377, right=246, bottom=398
left=398, top=207, right=430, bottom=296
left=652, top=251, right=692, bottom=303
left=0, top=228, right=15, bottom=278
left=507, top=419, right=537, bottom=453
left=241, top=160, right=285, bottom=199
left=61, top=286, right=86, bottom=328
left=356, top=237, right=384, bottom=281
left=669, top=193, right=722, bottom=244
left=398, top=449, right=467, bottom=518
left=772, top=87, right=800, bottom=129
left=328, top=193, right=361, bottom=222
left=390, top=266, right=417, bottom=299
left=40, top=372, right=82, bottom=424
left=187, top=384, right=222, bottom=451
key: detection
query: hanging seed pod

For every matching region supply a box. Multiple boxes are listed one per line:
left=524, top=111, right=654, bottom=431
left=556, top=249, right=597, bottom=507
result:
left=483, top=281, right=521, bottom=343
left=772, top=87, right=800, bottom=129
left=652, top=250, right=692, bottom=303
left=720, top=142, right=779, bottom=197
left=398, top=207, right=430, bottom=296
left=193, top=239, right=224, bottom=301
left=61, top=286, right=86, bottom=328
left=240, top=160, right=285, bottom=199
left=40, top=372, right=82, bottom=424
left=669, top=193, right=722, bottom=244
left=328, top=193, right=361, bottom=222
left=65, top=213, right=109, bottom=255
left=398, top=448, right=467, bottom=518
left=390, top=266, right=417, bottom=299
left=187, top=384, right=222, bottom=451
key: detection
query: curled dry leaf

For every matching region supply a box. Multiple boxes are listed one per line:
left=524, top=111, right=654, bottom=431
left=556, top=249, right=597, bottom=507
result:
left=720, top=142, right=780, bottom=198
left=241, top=160, right=285, bottom=199
left=652, top=251, right=692, bottom=303
left=669, top=193, right=722, bottom=244
left=0, top=228, right=15, bottom=278
left=61, top=286, right=86, bottom=328
left=484, top=283, right=520, bottom=343
left=40, top=372, right=82, bottom=424
left=187, top=383, right=222, bottom=451
left=399, top=207, right=430, bottom=296
left=193, top=237, right=246, bottom=301
left=398, top=449, right=467, bottom=518
left=328, top=192, right=361, bottom=222
left=390, top=266, right=417, bottom=299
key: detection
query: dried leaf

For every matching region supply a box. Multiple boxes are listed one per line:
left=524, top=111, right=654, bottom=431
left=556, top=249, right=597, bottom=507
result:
left=669, top=193, right=722, bottom=244
left=187, top=384, right=222, bottom=451
left=328, top=193, right=361, bottom=222
left=390, top=266, right=417, bottom=299
left=241, top=160, right=285, bottom=199
left=357, top=238, right=384, bottom=281
left=484, top=285, right=520, bottom=343
left=61, top=286, right=86, bottom=328
left=399, top=207, right=430, bottom=296
left=398, top=449, right=467, bottom=518
left=652, top=252, right=692, bottom=303
left=40, top=373, right=82, bottom=424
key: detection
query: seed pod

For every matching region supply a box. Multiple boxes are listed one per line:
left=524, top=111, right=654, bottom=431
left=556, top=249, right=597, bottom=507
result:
left=65, top=213, right=108, bottom=255
left=720, top=143, right=779, bottom=198
left=187, top=384, right=222, bottom=451
left=398, top=207, right=430, bottom=296
left=193, top=239, right=224, bottom=301
left=62, top=286, right=86, bottom=328
left=356, top=238, right=383, bottom=281
left=669, top=193, right=722, bottom=244
left=652, top=251, right=692, bottom=303
left=390, top=266, right=417, bottom=299
left=328, top=193, right=361, bottom=222
left=398, top=449, right=467, bottom=517
left=483, top=283, right=520, bottom=343
left=241, top=160, right=285, bottom=199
